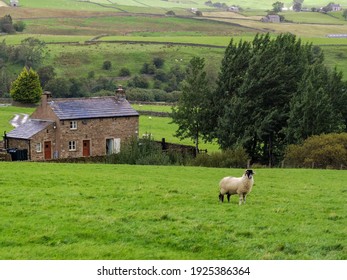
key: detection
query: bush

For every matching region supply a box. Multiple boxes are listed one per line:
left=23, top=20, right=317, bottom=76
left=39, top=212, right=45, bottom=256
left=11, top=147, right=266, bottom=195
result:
left=119, top=67, right=131, bottom=77
left=190, top=146, right=249, bottom=168
left=153, top=57, right=165, bottom=69
left=284, top=133, right=347, bottom=169
left=107, top=136, right=170, bottom=165
left=128, top=75, right=149, bottom=88
left=102, top=60, right=112, bottom=70
left=13, top=21, right=26, bottom=32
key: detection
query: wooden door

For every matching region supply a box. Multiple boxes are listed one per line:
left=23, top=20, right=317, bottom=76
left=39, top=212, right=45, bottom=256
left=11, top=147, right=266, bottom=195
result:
left=44, top=141, right=52, bottom=160
left=83, top=140, right=90, bottom=157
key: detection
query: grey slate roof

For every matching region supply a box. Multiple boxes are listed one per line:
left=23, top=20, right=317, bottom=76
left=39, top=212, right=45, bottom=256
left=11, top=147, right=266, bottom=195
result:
left=6, top=119, right=53, bottom=140
left=49, top=97, right=139, bottom=120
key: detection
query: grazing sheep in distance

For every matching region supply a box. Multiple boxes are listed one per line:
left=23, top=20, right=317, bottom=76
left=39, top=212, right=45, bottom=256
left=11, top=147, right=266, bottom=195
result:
left=219, top=169, right=255, bottom=205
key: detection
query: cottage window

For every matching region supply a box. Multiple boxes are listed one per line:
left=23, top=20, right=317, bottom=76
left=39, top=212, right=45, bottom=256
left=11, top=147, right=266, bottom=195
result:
left=35, top=143, right=42, bottom=153
left=69, top=141, right=77, bottom=151
left=70, top=121, right=77, bottom=130
left=106, top=138, right=121, bottom=155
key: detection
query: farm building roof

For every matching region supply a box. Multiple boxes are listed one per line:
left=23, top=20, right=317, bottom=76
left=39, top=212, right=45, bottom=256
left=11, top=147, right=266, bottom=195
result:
left=6, top=119, right=53, bottom=139
left=49, top=97, right=139, bottom=120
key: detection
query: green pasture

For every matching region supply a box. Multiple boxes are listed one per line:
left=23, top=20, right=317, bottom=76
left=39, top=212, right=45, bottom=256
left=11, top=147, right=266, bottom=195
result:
left=282, top=11, right=347, bottom=24
left=42, top=42, right=225, bottom=80
left=132, top=103, right=172, bottom=113
left=11, top=0, right=347, bottom=11
left=139, top=115, right=219, bottom=152
left=0, top=162, right=345, bottom=259
left=0, top=105, right=35, bottom=134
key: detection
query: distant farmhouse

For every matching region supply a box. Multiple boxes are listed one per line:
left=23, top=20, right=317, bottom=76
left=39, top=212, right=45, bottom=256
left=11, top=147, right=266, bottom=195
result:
left=10, top=0, right=19, bottom=7
left=228, top=5, right=239, bottom=12
left=330, top=4, right=342, bottom=11
left=4, top=89, right=139, bottom=161
left=261, top=14, right=280, bottom=23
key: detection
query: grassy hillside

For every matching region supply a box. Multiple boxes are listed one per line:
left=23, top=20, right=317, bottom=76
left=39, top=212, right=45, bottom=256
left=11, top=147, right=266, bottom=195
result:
left=5, top=0, right=347, bottom=11
left=0, top=162, right=345, bottom=259
left=1, top=0, right=347, bottom=81
left=0, top=105, right=35, bottom=134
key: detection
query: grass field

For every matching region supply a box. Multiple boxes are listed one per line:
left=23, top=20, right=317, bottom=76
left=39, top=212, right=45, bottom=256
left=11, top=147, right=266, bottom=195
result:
left=0, top=105, right=35, bottom=134
left=0, top=162, right=345, bottom=259
left=7, top=0, right=347, bottom=11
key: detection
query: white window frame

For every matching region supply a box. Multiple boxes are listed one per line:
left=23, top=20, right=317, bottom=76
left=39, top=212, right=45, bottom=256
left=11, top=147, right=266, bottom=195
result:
left=69, top=141, right=77, bottom=151
left=106, top=138, right=121, bottom=155
left=70, top=121, right=77, bottom=130
left=35, top=142, right=42, bottom=153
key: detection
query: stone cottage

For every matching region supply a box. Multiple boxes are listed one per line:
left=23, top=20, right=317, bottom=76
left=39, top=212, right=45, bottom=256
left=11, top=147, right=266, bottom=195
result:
left=261, top=14, right=281, bottom=23
left=4, top=91, right=139, bottom=161
left=10, top=0, right=19, bottom=7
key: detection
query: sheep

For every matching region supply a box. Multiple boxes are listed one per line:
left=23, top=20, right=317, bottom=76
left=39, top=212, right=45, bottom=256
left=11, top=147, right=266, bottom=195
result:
left=219, top=169, right=255, bottom=205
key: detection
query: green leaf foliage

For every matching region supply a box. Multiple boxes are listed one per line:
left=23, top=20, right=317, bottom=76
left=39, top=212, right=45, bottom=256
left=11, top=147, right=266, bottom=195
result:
left=284, top=133, right=347, bottom=169
left=171, top=56, right=210, bottom=152
left=10, top=67, right=42, bottom=104
left=206, top=33, right=346, bottom=166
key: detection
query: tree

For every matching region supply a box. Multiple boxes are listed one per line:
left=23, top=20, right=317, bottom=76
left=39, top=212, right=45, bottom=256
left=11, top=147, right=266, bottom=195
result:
left=0, top=15, right=15, bottom=34
left=286, top=65, right=345, bottom=143
left=292, top=0, right=304, bottom=11
left=343, top=9, right=347, bottom=20
left=204, top=33, right=345, bottom=166
left=102, top=60, right=112, bottom=70
left=272, top=1, right=284, bottom=13
left=10, top=67, right=42, bottom=104
left=171, top=57, right=210, bottom=153
left=14, top=37, right=47, bottom=68
left=37, top=65, right=56, bottom=88
left=153, top=57, right=165, bottom=69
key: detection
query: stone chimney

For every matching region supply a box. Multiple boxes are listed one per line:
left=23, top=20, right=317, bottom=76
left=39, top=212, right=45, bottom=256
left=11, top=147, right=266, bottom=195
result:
left=31, top=91, right=52, bottom=119
left=42, top=91, right=52, bottom=107
left=115, top=85, right=126, bottom=100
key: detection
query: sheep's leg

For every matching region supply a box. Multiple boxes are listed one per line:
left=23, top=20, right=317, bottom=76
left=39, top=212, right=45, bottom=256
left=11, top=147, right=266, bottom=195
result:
left=239, top=194, right=243, bottom=205
left=227, top=194, right=231, bottom=203
left=219, top=193, right=224, bottom=203
left=243, top=194, right=247, bottom=204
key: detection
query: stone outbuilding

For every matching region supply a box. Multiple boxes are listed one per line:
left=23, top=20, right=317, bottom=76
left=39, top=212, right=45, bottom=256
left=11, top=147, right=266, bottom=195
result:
left=4, top=91, right=139, bottom=161
left=261, top=14, right=281, bottom=23
left=10, top=0, right=19, bottom=7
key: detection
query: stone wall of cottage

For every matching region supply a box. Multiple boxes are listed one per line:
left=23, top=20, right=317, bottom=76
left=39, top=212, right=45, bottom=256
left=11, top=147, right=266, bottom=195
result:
left=30, top=124, right=57, bottom=161
left=7, top=123, right=56, bottom=161
left=57, top=116, right=139, bottom=158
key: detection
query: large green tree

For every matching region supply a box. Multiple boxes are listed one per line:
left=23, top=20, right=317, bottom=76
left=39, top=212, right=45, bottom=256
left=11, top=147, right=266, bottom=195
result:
left=204, top=33, right=346, bottom=166
left=286, top=65, right=345, bottom=143
left=14, top=37, right=47, bottom=68
left=171, top=57, right=209, bottom=153
left=10, top=67, right=42, bottom=104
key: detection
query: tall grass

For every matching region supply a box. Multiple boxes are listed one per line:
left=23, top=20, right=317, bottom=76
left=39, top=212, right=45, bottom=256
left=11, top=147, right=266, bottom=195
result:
left=0, top=162, right=345, bottom=259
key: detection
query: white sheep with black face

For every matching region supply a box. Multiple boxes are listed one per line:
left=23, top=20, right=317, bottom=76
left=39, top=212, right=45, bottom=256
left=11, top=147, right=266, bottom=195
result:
left=219, top=169, right=255, bottom=205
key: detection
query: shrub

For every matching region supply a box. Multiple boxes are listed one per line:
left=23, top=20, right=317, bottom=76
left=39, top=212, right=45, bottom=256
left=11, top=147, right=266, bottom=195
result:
left=119, top=67, right=131, bottom=77
left=13, top=21, right=26, bottom=32
left=140, top=62, right=156, bottom=74
left=107, top=136, right=170, bottom=165
left=166, top=10, right=175, bottom=16
left=128, top=75, right=149, bottom=89
left=190, top=146, right=249, bottom=168
left=153, top=57, right=165, bottom=69
left=284, top=133, right=347, bottom=169
left=102, top=60, right=112, bottom=70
